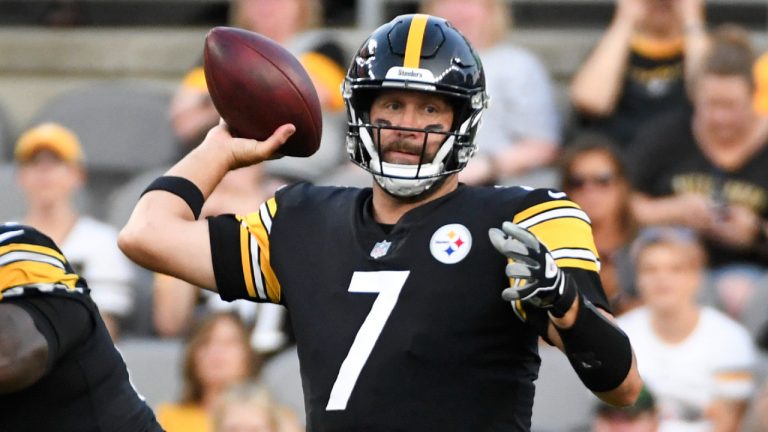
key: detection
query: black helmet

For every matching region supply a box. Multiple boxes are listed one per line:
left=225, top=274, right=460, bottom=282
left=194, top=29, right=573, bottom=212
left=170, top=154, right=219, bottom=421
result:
left=343, top=14, right=488, bottom=197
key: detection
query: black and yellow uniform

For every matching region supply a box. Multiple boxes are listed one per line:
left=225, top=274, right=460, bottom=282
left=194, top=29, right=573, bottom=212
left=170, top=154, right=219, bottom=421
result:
left=0, top=224, right=163, bottom=432
left=209, top=183, right=607, bottom=431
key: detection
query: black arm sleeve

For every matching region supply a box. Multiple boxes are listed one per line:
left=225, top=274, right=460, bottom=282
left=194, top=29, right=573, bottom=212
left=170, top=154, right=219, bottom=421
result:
left=208, top=214, right=252, bottom=302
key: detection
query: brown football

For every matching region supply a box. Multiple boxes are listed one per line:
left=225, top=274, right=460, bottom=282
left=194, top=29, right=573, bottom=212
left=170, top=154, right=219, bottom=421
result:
left=203, top=26, right=322, bottom=157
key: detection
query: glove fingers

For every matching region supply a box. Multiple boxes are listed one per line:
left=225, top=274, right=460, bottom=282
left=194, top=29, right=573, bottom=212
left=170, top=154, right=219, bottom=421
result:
left=501, top=222, right=540, bottom=251
left=489, top=227, right=530, bottom=257
left=501, top=287, right=520, bottom=302
left=505, top=261, right=534, bottom=279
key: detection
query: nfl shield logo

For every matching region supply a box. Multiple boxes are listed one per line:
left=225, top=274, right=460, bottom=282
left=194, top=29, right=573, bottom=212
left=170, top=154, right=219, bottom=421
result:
left=370, top=240, right=392, bottom=259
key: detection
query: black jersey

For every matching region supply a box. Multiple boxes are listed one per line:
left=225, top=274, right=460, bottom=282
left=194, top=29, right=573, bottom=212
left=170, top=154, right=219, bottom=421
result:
left=209, top=183, right=606, bottom=431
left=0, top=228, right=163, bottom=432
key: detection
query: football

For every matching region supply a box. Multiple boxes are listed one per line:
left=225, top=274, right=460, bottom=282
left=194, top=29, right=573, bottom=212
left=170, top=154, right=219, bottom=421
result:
left=203, top=26, right=322, bottom=157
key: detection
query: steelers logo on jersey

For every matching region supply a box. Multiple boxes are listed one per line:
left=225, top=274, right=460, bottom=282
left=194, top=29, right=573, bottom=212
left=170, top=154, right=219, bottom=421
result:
left=429, top=223, right=472, bottom=264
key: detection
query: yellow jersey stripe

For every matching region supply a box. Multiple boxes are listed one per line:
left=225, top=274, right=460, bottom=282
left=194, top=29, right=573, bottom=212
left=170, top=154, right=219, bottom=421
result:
left=0, top=243, right=67, bottom=264
left=249, top=221, right=281, bottom=303
left=1, top=261, right=79, bottom=292
left=266, top=197, right=277, bottom=218
left=513, top=200, right=581, bottom=226
left=403, top=14, right=429, bottom=68
left=528, top=217, right=599, bottom=272
left=239, top=222, right=258, bottom=299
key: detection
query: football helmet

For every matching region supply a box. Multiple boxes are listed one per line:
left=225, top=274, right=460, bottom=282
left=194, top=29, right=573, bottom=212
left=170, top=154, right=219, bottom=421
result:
left=343, top=14, right=488, bottom=197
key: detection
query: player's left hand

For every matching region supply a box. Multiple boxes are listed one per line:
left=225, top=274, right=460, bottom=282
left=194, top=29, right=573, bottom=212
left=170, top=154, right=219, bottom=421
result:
left=489, top=222, right=575, bottom=315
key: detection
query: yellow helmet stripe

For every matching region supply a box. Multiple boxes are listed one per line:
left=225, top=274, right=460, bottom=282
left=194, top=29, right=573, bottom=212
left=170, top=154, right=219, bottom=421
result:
left=403, top=14, right=429, bottom=69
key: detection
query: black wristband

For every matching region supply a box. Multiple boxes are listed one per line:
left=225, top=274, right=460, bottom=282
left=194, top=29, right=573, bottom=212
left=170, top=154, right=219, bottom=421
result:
left=142, top=176, right=205, bottom=220
left=549, top=272, right=577, bottom=318
left=556, top=294, right=633, bottom=392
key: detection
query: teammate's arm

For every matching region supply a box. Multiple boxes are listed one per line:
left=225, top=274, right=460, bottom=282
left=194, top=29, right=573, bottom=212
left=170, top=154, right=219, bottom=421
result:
left=0, top=304, right=48, bottom=393
left=489, top=222, right=643, bottom=407
left=118, top=122, right=294, bottom=291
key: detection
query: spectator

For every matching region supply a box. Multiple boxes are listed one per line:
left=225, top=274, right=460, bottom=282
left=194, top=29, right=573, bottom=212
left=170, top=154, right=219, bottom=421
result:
left=560, top=133, right=639, bottom=315
left=421, top=0, right=561, bottom=186
left=570, top=0, right=709, bottom=147
left=618, top=227, right=756, bottom=431
left=212, top=381, right=303, bottom=432
left=157, top=312, right=260, bottom=432
left=14, top=122, right=134, bottom=340
left=628, top=25, right=768, bottom=275
left=592, top=386, right=659, bottom=432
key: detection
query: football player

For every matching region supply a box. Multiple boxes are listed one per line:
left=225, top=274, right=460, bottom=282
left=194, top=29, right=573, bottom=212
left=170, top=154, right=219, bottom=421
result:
left=120, top=14, right=642, bottom=430
left=0, top=223, right=163, bottom=431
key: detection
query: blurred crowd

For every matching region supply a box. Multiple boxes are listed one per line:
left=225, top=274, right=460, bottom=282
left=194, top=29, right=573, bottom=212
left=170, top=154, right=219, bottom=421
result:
left=3, top=0, right=768, bottom=431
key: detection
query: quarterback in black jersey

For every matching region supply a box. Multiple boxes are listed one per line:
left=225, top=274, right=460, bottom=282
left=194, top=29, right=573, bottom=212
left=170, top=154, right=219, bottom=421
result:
left=0, top=223, right=163, bottom=432
left=121, top=14, right=642, bottom=431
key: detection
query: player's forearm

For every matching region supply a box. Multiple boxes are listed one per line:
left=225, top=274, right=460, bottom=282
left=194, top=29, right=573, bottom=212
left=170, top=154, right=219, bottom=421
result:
left=549, top=292, right=642, bottom=406
left=570, top=20, right=635, bottom=116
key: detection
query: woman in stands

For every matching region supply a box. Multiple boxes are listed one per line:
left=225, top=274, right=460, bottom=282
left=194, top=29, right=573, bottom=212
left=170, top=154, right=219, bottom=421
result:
left=157, top=312, right=260, bottom=432
left=560, top=133, right=640, bottom=315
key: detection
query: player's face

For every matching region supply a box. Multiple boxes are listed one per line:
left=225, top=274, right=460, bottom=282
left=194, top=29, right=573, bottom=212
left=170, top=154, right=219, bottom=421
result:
left=693, top=74, right=755, bottom=145
left=194, top=316, right=251, bottom=388
left=564, top=150, right=625, bottom=224
left=635, top=242, right=703, bottom=313
left=16, top=150, right=84, bottom=208
left=369, top=90, right=454, bottom=165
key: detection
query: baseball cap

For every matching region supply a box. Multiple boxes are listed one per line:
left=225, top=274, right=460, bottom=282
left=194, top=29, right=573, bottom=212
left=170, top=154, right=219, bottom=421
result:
left=14, top=122, right=84, bottom=164
left=595, top=386, right=657, bottom=418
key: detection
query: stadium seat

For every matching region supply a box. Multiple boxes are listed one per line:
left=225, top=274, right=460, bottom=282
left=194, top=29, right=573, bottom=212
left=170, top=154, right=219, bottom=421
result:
left=0, top=163, right=24, bottom=222
left=117, top=337, right=184, bottom=409
left=106, top=166, right=169, bottom=229
left=28, top=80, right=177, bottom=218
left=0, top=100, right=15, bottom=161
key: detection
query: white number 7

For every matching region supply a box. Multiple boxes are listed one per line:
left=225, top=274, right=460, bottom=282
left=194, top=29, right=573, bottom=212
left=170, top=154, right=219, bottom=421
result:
left=325, top=270, right=410, bottom=411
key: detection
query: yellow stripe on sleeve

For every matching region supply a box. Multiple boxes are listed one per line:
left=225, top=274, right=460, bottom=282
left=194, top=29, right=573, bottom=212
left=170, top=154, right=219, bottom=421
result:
left=403, top=14, right=429, bottom=68
left=0, top=261, right=79, bottom=293
left=238, top=223, right=258, bottom=299
left=266, top=197, right=278, bottom=218
left=512, top=200, right=581, bottom=225
left=0, top=243, right=67, bottom=264
left=248, top=222, right=281, bottom=303
left=527, top=217, right=600, bottom=272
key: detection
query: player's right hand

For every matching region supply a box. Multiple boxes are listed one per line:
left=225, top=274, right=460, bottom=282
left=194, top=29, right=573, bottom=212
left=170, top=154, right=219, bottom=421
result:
left=204, top=120, right=295, bottom=170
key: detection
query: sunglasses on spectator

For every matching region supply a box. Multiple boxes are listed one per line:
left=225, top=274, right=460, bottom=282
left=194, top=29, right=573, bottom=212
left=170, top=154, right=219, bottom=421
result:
left=565, top=172, right=617, bottom=189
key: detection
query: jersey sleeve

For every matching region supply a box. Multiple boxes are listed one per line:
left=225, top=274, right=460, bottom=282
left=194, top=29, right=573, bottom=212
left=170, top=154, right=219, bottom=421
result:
left=208, top=197, right=282, bottom=304
left=7, top=295, right=93, bottom=373
left=512, top=188, right=600, bottom=273
left=507, top=188, right=610, bottom=337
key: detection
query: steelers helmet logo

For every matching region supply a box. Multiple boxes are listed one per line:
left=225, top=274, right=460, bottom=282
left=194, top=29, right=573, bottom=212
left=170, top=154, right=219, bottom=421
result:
left=429, top=224, right=472, bottom=264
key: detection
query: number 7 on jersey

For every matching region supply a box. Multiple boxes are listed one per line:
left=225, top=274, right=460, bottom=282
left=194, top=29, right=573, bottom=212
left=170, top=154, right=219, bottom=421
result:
left=325, top=271, right=410, bottom=411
